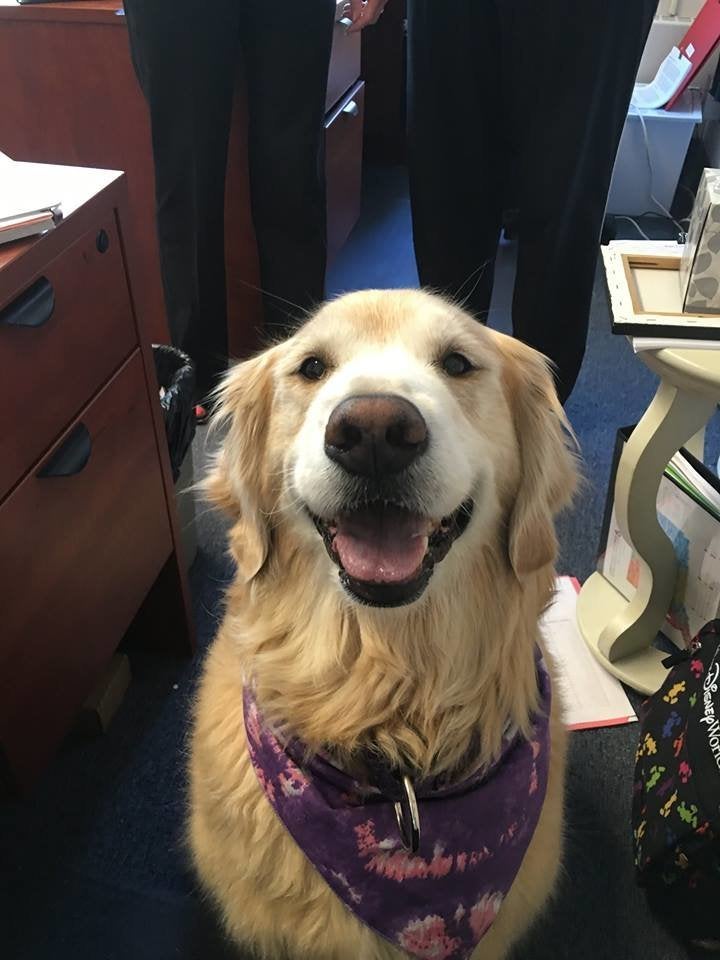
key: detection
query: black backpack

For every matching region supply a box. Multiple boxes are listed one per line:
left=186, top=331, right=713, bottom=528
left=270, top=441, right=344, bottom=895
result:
left=633, top=621, right=720, bottom=947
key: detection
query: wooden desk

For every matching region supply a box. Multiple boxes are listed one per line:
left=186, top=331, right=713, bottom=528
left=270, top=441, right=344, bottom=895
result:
left=0, top=0, right=364, bottom=359
left=0, top=163, right=194, bottom=791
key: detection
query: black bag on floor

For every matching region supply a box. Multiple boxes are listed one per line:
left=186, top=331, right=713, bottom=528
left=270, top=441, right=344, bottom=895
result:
left=153, top=344, right=196, bottom=483
left=633, top=621, right=720, bottom=948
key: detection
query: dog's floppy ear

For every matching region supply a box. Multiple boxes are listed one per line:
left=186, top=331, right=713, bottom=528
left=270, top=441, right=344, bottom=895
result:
left=501, top=336, right=578, bottom=578
left=204, top=351, right=276, bottom=583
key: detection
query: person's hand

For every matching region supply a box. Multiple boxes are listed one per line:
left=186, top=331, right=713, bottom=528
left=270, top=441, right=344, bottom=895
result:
left=345, top=0, right=387, bottom=33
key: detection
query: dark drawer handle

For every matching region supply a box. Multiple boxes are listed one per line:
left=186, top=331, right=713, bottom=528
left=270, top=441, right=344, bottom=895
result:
left=0, top=276, right=55, bottom=329
left=37, top=423, right=92, bottom=478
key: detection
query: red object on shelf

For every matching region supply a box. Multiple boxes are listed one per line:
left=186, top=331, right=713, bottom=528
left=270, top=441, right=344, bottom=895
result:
left=666, top=0, right=720, bottom=109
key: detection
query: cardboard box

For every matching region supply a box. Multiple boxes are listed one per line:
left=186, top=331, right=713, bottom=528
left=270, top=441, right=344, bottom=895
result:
left=681, top=167, right=720, bottom=314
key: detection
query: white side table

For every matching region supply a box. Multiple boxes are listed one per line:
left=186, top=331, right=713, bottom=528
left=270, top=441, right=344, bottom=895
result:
left=577, top=347, right=720, bottom=694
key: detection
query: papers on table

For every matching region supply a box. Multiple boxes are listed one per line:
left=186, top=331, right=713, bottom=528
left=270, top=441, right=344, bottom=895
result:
left=0, top=150, right=61, bottom=222
left=0, top=150, right=121, bottom=228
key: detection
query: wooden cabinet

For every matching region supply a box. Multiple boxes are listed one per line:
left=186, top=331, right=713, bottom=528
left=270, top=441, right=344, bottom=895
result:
left=326, top=82, right=365, bottom=262
left=0, top=172, right=193, bottom=792
left=0, top=217, right=136, bottom=499
left=327, top=0, right=362, bottom=112
left=325, top=6, right=364, bottom=264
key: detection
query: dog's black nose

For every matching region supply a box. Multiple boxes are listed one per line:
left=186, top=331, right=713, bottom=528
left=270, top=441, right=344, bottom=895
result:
left=324, top=394, right=428, bottom=477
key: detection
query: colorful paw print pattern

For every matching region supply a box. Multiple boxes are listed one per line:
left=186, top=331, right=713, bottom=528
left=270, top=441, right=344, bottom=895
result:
left=677, top=802, right=699, bottom=828
left=663, top=681, right=686, bottom=706
left=633, top=623, right=720, bottom=908
left=660, top=791, right=678, bottom=819
left=646, top=765, right=666, bottom=790
left=662, top=711, right=682, bottom=739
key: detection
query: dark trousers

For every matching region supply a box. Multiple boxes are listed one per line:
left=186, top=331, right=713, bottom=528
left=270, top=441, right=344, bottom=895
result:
left=407, top=0, right=657, bottom=402
left=125, top=0, right=335, bottom=397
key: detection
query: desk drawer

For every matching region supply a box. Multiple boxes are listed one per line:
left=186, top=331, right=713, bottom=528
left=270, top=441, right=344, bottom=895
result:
left=0, top=216, right=137, bottom=500
left=0, top=350, right=171, bottom=787
left=327, top=0, right=361, bottom=112
left=326, top=81, right=365, bottom=262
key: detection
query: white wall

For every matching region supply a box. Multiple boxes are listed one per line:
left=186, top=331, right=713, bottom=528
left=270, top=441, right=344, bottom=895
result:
left=655, top=0, right=704, bottom=17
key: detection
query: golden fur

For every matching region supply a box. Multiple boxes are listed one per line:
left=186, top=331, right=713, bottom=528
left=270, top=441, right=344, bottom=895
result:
left=189, top=289, right=578, bottom=959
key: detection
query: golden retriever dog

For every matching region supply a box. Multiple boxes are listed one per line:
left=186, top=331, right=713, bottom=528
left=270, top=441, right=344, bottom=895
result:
left=189, top=289, right=577, bottom=960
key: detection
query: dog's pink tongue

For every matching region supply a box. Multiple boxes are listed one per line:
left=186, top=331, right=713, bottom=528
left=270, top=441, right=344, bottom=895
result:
left=334, top=506, right=430, bottom=584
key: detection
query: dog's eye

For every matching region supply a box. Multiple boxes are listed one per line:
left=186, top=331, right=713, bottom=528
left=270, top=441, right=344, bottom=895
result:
left=299, top=357, right=327, bottom=381
left=441, top=352, right=474, bottom=377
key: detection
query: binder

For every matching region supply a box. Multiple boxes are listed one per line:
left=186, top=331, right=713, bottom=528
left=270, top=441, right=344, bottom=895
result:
left=666, top=0, right=720, bottom=109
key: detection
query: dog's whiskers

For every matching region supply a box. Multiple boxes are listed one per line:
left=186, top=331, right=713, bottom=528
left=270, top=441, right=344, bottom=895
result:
left=200, top=600, right=224, bottom=625
left=234, top=278, right=317, bottom=337
left=454, top=257, right=494, bottom=310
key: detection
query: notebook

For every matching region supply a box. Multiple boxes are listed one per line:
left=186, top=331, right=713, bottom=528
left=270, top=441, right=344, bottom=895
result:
left=0, top=208, right=62, bottom=246
left=0, top=151, right=63, bottom=246
left=1, top=151, right=123, bottom=240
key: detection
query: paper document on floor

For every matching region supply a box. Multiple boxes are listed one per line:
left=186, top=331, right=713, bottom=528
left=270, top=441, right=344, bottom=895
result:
left=540, top=577, right=637, bottom=730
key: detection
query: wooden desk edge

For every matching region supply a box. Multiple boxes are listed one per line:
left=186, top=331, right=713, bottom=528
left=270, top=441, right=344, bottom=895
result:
left=0, top=173, right=126, bottom=307
left=0, top=1, right=124, bottom=25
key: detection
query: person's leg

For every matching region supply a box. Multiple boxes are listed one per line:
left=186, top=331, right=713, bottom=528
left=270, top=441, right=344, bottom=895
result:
left=407, top=0, right=506, bottom=321
left=241, top=0, right=335, bottom=338
left=124, top=0, right=241, bottom=399
left=504, top=0, right=657, bottom=403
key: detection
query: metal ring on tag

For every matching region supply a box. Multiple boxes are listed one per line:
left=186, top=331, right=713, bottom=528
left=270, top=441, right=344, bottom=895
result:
left=394, top=775, right=420, bottom=854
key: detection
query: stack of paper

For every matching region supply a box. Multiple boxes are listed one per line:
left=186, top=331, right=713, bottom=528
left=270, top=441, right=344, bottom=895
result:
left=0, top=151, right=121, bottom=228
left=666, top=450, right=720, bottom=521
left=0, top=208, right=62, bottom=246
left=541, top=577, right=637, bottom=730
left=631, top=46, right=692, bottom=111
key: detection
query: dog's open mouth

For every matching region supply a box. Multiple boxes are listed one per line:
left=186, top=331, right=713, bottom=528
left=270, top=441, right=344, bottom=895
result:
left=311, top=499, right=474, bottom=607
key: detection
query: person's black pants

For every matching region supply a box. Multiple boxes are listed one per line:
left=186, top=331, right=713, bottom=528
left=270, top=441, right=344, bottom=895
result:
left=125, top=0, right=335, bottom=398
left=407, top=0, right=657, bottom=403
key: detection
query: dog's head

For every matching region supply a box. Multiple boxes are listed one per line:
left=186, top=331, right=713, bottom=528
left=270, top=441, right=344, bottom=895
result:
left=206, top=290, right=576, bottom=608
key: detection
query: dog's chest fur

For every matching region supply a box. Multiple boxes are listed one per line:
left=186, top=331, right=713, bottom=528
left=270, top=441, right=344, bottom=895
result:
left=240, top=655, right=551, bottom=960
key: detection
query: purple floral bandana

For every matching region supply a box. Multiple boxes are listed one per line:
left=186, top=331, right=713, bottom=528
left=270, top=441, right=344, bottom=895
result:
left=243, top=656, right=551, bottom=960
